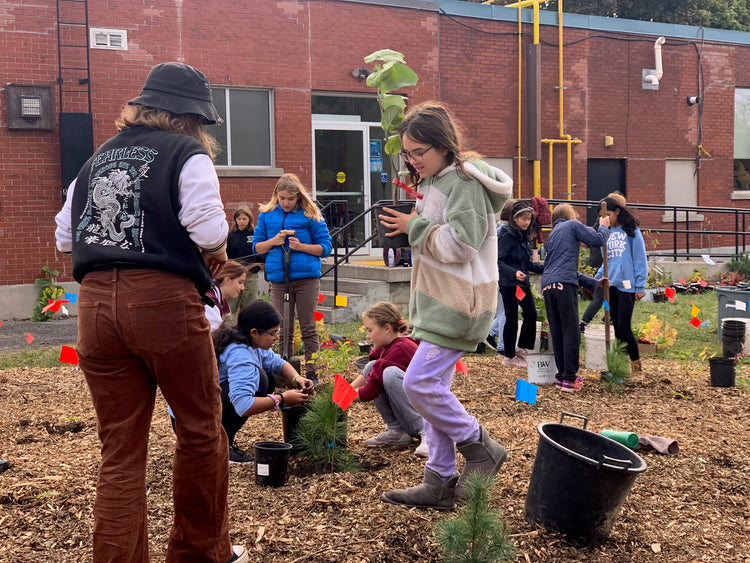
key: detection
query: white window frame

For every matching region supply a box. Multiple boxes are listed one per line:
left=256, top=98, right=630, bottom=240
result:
left=89, top=28, right=128, bottom=50
left=210, top=87, right=283, bottom=177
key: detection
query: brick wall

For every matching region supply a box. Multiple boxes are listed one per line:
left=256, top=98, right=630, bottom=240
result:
left=2, top=0, right=750, bottom=289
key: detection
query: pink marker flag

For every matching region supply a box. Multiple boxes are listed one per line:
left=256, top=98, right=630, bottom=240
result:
left=59, top=345, right=79, bottom=366
left=318, top=293, right=326, bottom=304
left=455, top=359, right=468, bottom=375
left=332, top=373, right=357, bottom=411
left=690, top=317, right=701, bottom=327
left=700, top=280, right=707, bottom=287
left=314, top=311, right=325, bottom=322
left=26, top=333, right=34, bottom=344
left=515, top=285, right=526, bottom=301
left=679, top=278, right=687, bottom=284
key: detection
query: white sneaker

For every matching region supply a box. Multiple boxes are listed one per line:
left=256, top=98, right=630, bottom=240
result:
left=515, top=347, right=528, bottom=360
left=502, top=356, right=527, bottom=368
left=229, top=545, right=249, bottom=563
left=414, top=434, right=428, bottom=458
left=364, top=427, right=414, bottom=447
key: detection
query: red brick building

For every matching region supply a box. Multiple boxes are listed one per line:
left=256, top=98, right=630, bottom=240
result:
left=2, top=0, right=750, bottom=290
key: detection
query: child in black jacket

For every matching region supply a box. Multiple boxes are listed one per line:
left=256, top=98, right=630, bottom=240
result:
left=497, top=200, right=544, bottom=368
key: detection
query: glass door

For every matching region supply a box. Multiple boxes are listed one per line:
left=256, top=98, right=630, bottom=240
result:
left=313, top=120, right=388, bottom=254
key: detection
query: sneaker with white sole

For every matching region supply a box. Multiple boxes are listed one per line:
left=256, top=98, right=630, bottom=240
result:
left=364, top=427, right=414, bottom=447
left=229, top=545, right=249, bottom=563
left=502, top=355, right=527, bottom=368
left=515, top=347, right=528, bottom=360
left=558, top=376, right=583, bottom=393
left=414, top=434, right=428, bottom=458
left=229, top=442, right=254, bottom=464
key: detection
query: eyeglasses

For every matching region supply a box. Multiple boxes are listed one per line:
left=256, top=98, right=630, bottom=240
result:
left=400, top=145, right=434, bottom=162
left=260, top=329, right=281, bottom=337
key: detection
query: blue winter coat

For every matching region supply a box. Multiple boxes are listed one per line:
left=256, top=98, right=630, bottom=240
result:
left=497, top=223, right=543, bottom=287
left=541, top=218, right=609, bottom=287
left=253, top=206, right=332, bottom=283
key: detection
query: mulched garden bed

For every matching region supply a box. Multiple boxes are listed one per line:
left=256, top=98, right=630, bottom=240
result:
left=1, top=355, right=748, bottom=562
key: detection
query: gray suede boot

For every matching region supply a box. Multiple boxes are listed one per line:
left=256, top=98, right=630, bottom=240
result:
left=455, top=426, right=507, bottom=499
left=382, top=467, right=458, bottom=510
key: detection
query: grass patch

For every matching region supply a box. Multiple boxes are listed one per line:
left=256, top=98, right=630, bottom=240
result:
left=0, top=347, right=64, bottom=370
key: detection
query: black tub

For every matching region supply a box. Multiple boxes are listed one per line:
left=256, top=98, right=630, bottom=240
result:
left=524, top=412, right=647, bottom=546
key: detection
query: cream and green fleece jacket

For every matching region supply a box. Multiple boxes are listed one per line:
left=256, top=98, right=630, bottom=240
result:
left=406, top=160, right=512, bottom=351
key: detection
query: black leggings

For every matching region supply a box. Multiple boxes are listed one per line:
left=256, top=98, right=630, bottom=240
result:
left=609, top=287, right=639, bottom=361
left=171, top=368, right=275, bottom=445
left=499, top=284, right=537, bottom=358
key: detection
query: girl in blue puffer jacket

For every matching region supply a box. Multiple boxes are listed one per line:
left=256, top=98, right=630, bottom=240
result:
left=253, top=174, right=332, bottom=381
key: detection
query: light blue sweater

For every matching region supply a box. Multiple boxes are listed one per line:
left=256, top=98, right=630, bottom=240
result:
left=218, top=342, right=286, bottom=416
left=596, top=225, right=648, bottom=293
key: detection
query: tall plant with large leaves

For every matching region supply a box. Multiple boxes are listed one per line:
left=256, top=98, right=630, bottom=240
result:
left=364, top=49, right=418, bottom=203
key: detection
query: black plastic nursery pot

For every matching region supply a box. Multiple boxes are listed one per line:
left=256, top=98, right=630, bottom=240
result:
left=253, top=441, right=292, bottom=487
left=709, top=356, right=736, bottom=387
left=524, top=412, right=647, bottom=546
left=374, top=201, right=415, bottom=248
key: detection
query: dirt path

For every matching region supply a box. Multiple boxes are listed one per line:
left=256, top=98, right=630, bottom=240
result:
left=0, top=318, right=78, bottom=352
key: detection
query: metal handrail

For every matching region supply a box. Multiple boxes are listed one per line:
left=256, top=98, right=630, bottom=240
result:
left=547, top=199, right=750, bottom=261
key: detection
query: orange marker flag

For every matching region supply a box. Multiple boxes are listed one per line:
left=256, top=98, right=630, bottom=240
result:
left=690, top=317, right=701, bottom=327
left=332, top=373, right=357, bottom=411
left=59, top=345, right=79, bottom=365
left=26, top=333, right=34, bottom=344
left=314, top=311, right=325, bottom=322
left=42, top=298, right=69, bottom=313
left=679, top=278, right=687, bottom=284
left=515, top=285, right=526, bottom=301
left=455, top=359, right=468, bottom=375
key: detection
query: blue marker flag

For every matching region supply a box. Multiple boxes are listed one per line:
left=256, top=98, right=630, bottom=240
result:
left=64, top=292, right=78, bottom=303
left=515, top=379, right=537, bottom=405
left=603, top=299, right=610, bottom=311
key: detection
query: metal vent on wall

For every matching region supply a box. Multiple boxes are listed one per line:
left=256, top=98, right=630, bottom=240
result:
left=89, top=28, right=128, bottom=50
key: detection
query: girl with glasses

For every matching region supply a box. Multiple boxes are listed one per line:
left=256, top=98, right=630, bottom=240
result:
left=211, top=299, right=314, bottom=463
left=377, top=101, right=513, bottom=510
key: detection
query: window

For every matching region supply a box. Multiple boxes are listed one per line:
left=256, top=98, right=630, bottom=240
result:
left=208, top=88, right=274, bottom=168
left=734, top=88, right=750, bottom=191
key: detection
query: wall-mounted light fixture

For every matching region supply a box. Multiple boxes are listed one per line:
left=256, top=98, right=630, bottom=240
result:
left=687, top=96, right=701, bottom=106
left=20, top=96, right=43, bottom=118
left=351, top=68, right=372, bottom=81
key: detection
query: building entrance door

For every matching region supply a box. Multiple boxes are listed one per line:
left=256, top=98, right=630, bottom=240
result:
left=312, top=120, right=394, bottom=254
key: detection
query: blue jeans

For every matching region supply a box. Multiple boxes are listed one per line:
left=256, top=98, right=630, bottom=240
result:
left=489, top=288, right=506, bottom=348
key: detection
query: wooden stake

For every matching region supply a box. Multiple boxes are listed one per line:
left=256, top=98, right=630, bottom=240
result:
left=601, top=202, right=611, bottom=346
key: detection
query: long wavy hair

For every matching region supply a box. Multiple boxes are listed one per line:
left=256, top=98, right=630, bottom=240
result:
left=115, top=104, right=221, bottom=160
left=213, top=299, right=281, bottom=358
left=398, top=101, right=481, bottom=187
left=601, top=192, right=639, bottom=238
left=259, top=173, right=322, bottom=221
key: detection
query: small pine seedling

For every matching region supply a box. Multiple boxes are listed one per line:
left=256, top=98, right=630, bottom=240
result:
left=434, top=473, right=514, bottom=563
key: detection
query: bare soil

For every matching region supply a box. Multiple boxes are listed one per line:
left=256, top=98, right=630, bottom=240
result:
left=0, top=354, right=748, bottom=562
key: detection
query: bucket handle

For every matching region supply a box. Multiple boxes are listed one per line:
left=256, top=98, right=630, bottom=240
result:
left=559, top=411, right=588, bottom=430
left=599, top=455, right=633, bottom=472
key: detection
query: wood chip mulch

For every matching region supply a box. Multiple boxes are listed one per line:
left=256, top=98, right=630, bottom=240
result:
left=1, top=355, right=748, bottom=562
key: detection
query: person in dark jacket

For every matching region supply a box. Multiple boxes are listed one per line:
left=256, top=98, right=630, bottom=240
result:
left=497, top=200, right=544, bottom=368
left=541, top=203, right=610, bottom=392
left=580, top=217, right=605, bottom=332
left=226, top=205, right=262, bottom=312
left=54, top=62, right=249, bottom=562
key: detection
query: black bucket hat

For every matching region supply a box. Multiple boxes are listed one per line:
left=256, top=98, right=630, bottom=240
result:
left=128, top=62, right=221, bottom=125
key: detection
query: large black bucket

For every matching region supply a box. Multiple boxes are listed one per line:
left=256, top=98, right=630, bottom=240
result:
left=253, top=441, right=292, bottom=487
left=525, top=412, right=647, bottom=546
left=374, top=201, right=415, bottom=248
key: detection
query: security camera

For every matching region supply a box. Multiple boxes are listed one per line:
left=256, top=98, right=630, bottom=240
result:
left=687, top=96, right=701, bottom=106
